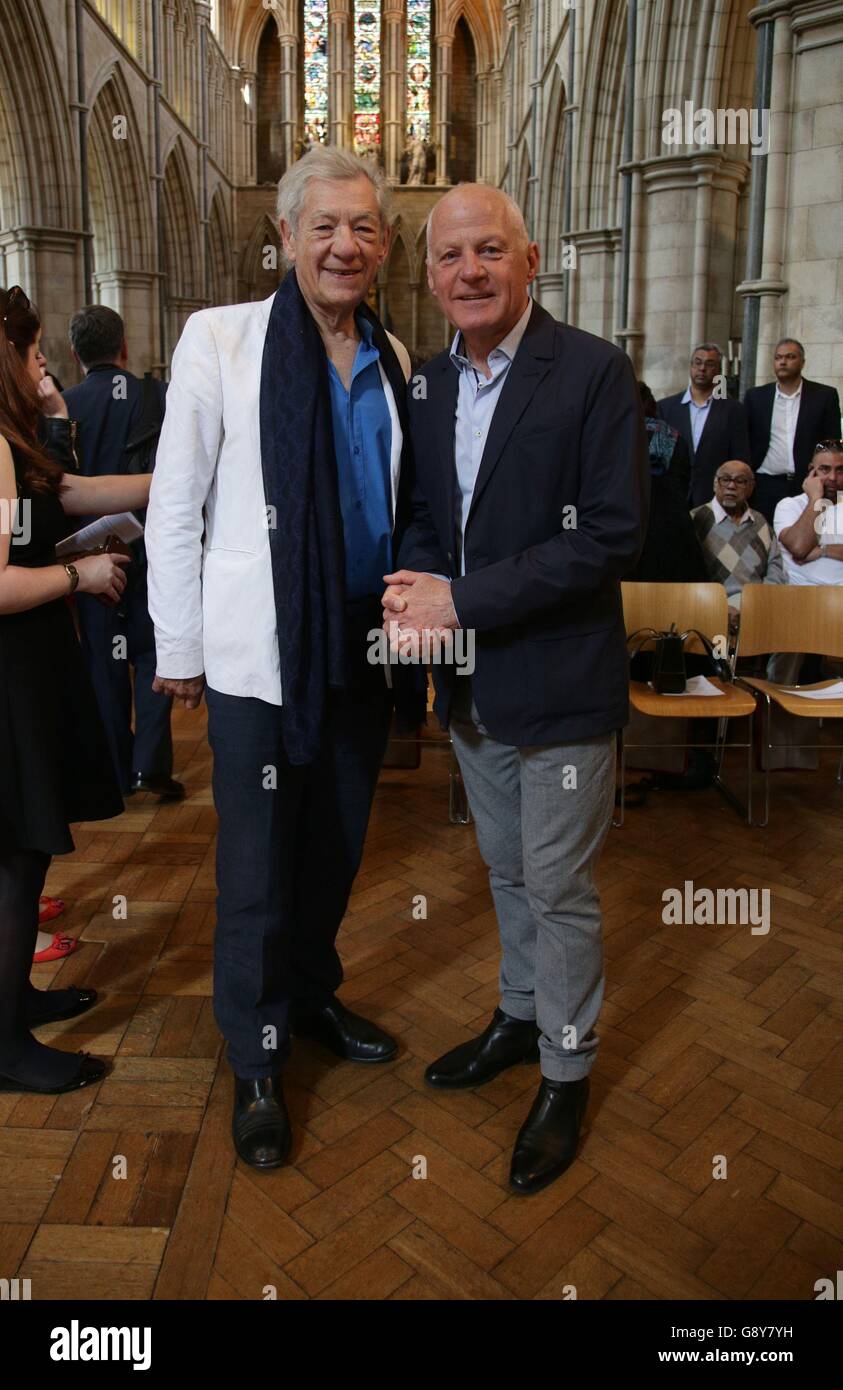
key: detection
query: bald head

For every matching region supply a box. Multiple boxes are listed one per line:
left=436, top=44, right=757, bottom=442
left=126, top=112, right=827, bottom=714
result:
left=425, top=184, right=539, bottom=364
left=426, top=184, right=530, bottom=255
left=714, top=460, right=755, bottom=515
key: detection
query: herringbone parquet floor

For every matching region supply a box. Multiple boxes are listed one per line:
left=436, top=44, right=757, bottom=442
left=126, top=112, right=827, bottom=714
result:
left=3, top=703, right=842, bottom=1301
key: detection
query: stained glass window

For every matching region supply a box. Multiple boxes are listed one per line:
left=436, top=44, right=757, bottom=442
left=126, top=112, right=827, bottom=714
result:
left=406, top=0, right=431, bottom=143
left=354, top=1, right=382, bottom=153
left=303, top=0, right=329, bottom=144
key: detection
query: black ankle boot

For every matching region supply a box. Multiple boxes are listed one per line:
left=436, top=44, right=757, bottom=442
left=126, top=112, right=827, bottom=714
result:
left=509, top=1076, right=590, bottom=1195
left=424, top=1008, right=539, bottom=1088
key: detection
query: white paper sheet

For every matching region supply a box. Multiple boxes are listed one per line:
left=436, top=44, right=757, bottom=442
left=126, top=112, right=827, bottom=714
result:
left=56, top=512, right=143, bottom=559
left=648, top=675, right=725, bottom=697
left=780, top=680, right=843, bottom=700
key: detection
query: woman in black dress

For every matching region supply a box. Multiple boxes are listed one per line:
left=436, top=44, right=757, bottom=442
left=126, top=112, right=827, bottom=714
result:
left=0, top=285, right=153, bottom=1094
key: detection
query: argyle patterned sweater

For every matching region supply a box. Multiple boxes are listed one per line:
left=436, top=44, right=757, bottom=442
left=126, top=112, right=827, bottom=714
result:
left=691, top=503, right=786, bottom=603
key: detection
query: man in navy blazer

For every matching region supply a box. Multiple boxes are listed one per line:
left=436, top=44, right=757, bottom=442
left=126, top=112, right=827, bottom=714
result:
left=382, top=185, right=648, bottom=1195
left=658, top=344, right=751, bottom=507
left=743, top=338, right=842, bottom=521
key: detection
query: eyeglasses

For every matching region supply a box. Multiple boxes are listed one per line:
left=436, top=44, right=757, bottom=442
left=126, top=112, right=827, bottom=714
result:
left=715, top=475, right=752, bottom=487
left=813, top=440, right=843, bottom=455
left=1, top=285, right=29, bottom=325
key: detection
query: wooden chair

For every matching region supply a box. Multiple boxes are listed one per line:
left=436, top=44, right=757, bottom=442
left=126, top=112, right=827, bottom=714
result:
left=735, top=584, right=843, bottom=827
left=617, top=582, right=756, bottom=825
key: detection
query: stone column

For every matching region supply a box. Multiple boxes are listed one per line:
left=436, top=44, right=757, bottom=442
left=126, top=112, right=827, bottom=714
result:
left=329, top=0, right=353, bottom=148
left=278, top=17, right=300, bottom=171
left=476, top=68, right=489, bottom=183
left=434, top=32, right=454, bottom=184
left=383, top=0, right=404, bottom=180
left=757, top=6, right=794, bottom=366
left=240, top=68, right=257, bottom=184
left=503, top=1, right=520, bottom=198
left=535, top=270, right=566, bottom=321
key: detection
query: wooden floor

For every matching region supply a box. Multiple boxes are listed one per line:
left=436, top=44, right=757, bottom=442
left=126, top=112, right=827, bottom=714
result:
left=4, top=703, right=842, bottom=1302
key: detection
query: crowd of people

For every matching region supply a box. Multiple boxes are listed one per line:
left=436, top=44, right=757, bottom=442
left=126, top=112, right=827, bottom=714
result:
left=0, top=148, right=840, bottom=1196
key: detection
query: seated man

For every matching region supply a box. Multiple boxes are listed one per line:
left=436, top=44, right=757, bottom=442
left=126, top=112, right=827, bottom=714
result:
left=691, top=460, right=784, bottom=632
left=766, top=443, right=843, bottom=767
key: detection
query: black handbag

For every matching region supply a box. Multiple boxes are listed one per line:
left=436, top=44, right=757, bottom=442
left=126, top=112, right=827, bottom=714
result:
left=628, top=623, right=732, bottom=694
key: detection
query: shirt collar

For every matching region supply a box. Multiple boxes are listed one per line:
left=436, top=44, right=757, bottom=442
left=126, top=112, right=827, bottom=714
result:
left=711, top=496, right=755, bottom=525
left=682, top=385, right=713, bottom=408
left=775, top=380, right=802, bottom=401
left=450, top=299, right=533, bottom=376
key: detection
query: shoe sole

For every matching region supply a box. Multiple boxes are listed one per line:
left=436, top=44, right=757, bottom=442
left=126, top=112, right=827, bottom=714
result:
left=425, top=1046, right=540, bottom=1089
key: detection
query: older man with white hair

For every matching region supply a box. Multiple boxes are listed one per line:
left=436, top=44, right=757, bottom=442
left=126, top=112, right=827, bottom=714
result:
left=146, top=148, right=423, bottom=1169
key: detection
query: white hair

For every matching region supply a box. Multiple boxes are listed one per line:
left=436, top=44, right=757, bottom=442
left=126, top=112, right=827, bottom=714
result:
left=425, top=183, right=530, bottom=255
left=275, top=146, right=392, bottom=233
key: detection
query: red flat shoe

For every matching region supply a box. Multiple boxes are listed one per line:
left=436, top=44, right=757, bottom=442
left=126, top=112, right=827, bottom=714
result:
left=38, top=896, right=65, bottom=925
left=33, top=933, right=78, bottom=964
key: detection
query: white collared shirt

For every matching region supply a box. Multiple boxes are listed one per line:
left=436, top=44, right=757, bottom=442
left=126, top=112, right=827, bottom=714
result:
left=450, top=300, right=533, bottom=574
left=758, top=381, right=802, bottom=476
left=710, top=496, right=756, bottom=526
left=681, top=385, right=713, bottom=451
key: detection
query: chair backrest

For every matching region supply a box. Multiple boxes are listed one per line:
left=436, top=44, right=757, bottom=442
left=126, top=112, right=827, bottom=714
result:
left=621, top=582, right=729, bottom=655
left=737, top=584, right=843, bottom=659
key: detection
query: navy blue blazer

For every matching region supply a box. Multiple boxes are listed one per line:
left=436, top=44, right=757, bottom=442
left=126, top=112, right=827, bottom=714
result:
left=744, top=378, right=841, bottom=484
left=657, top=392, right=750, bottom=508
left=398, top=302, right=649, bottom=746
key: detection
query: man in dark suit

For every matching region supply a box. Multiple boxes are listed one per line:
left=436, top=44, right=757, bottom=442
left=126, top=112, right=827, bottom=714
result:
left=62, top=305, right=180, bottom=800
left=382, top=185, right=649, bottom=1196
left=743, top=338, right=842, bottom=521
left=658, top=343, right=750, bottom=507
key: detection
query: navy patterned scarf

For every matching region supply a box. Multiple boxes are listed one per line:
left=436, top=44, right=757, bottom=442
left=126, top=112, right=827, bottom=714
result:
left=259, top=270, right=348, bottom=766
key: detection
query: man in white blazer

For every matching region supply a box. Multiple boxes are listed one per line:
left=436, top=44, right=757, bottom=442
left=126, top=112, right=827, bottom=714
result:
left=146, top=148, right=421, bottom=1170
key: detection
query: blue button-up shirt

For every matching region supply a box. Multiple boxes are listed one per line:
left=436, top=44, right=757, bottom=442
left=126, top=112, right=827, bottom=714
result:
left=450, top=301, right=532, bottom=574
left=327, top=316, right=393, bottom=600
left=681, top=384, right=713, bottom=452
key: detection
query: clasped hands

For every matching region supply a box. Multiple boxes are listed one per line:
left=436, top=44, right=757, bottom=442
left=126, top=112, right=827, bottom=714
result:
left=381, top=570, right=459, bottom=657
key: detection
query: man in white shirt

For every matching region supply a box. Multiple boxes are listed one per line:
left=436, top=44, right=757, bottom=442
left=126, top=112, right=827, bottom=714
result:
left=774, top=443, right=843, bottom=586
left=770, top=443, right=843, bottom=690
left=146, top=149, right=419, bottom=1171
left=745, top=338, right=842, bottom=521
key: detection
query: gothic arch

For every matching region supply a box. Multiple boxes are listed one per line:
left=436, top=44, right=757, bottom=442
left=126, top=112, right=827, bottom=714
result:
left=87, top=66, right=153, bottom=275
left=540, top=63, right=566, bottom=257
left=0, top=0, right=74, bottom=230
left=208, top=186, right=235, bottom=306
left=162, top=138, right=202, bottom=351
left=577, top=0, right=626, bottom=227
left=239, top=211, right=283, bottom=301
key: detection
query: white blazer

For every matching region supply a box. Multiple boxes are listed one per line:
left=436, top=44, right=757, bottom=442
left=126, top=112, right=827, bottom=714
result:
left=146, top=292, right=411, bottom=705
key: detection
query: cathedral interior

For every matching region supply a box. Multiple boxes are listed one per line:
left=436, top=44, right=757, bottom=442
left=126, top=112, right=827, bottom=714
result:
left=1, top=0, right=841, bottom=399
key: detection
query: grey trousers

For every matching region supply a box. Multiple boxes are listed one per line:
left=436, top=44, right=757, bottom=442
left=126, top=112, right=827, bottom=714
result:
left=449, top=679, right=616, bottom=1080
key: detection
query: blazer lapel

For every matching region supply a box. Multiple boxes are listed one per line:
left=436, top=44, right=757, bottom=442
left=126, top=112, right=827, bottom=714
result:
left=466, top=305, right=554, bottom=526
left=433, top=357, right=460, bottom=560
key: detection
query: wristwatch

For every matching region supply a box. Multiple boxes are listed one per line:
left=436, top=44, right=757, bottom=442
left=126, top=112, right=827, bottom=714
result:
left=63, top=562, right=80, bottom=594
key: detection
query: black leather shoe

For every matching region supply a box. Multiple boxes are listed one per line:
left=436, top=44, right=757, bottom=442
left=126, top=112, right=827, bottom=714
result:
left=0, top=1052, right=108, bottom=1094
left=509, top=1076, right=590, bottom=1195
left=424, top=1008, right=539, bottom=1088
left=232, top=1075, right=291, bottom=1169
left=129, top=773, right=185, bottom=800
left=290, top=999, right=397, bottom=1063
left=27, top=987, right=98, bottom=1027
